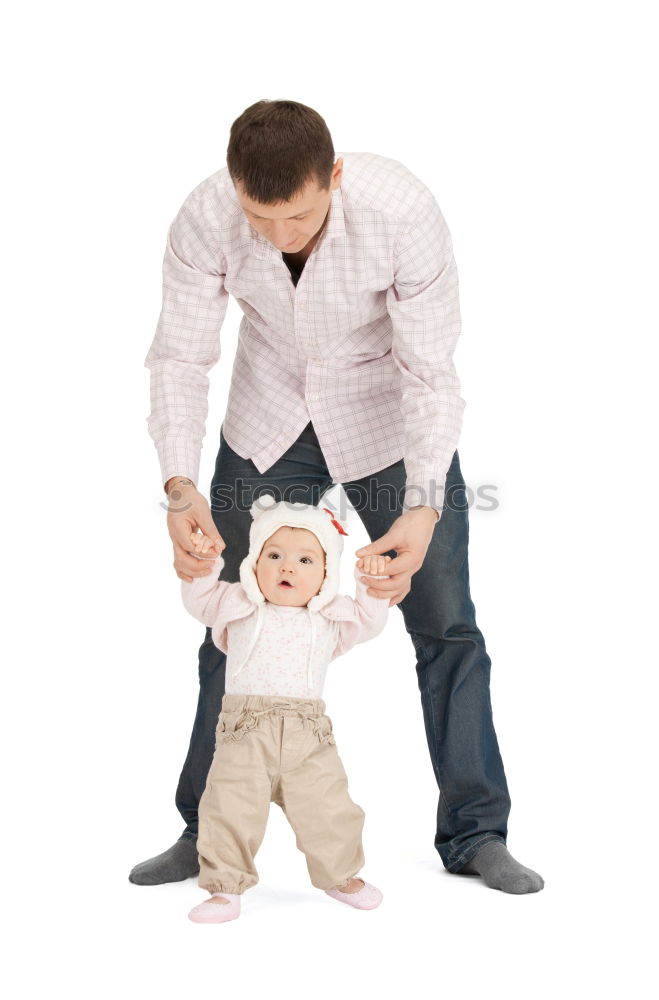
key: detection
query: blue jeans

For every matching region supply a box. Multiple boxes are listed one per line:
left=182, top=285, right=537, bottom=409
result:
left=175, top=421, right=511, bottom=872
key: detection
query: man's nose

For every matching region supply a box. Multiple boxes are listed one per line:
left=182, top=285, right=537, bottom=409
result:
left=271, top=224, right=293, bottom=245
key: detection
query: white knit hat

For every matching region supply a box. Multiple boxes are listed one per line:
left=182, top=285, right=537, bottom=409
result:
left=239, top=493, right=349, bottom=612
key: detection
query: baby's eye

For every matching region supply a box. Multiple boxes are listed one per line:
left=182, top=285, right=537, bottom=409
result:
left=300, top=556, right=312, bottom=564
left=268, top=553, right=281, bottom=560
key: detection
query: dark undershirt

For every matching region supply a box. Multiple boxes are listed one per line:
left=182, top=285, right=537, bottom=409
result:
left=282, top=253, right=305, bottom=287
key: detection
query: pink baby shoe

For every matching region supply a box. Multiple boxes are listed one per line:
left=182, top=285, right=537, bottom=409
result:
left=188, top=892, right=241, bottom=923
left=324, top=878, right=383, bottom=910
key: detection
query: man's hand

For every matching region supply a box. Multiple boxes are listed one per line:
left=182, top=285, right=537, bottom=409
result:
left=165, top=479, right=225, bottom=582
left=355, top=507, right=439, bottom=607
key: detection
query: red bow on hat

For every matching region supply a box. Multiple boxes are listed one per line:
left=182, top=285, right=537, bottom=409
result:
left=322, top=507, right=349, bottom=536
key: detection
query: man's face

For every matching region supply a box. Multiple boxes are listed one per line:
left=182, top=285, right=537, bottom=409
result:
left=255, top=526, right=326, bottom=606
left=235, top=158, right=343, bottom=254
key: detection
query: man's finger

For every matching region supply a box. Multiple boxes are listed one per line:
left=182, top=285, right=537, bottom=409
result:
left=355, top=535, right=396, bottom=557
left=361, top=576, right=403, bottom=595
left=196, top=514, right=224, bottom=550
left=173, top=541, right=217, bottom=576
left=171, top=520, right=199, bottom=549
left=176, top=559, right=215, bottom=578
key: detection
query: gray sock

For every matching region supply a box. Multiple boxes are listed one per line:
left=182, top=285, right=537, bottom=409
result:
left=457, top=841, right=544, bottom=894
left=128, top=836, right=200, bottom=886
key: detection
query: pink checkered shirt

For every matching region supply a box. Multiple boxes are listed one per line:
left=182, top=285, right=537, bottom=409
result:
left=144, top=151, right=465, bottom=514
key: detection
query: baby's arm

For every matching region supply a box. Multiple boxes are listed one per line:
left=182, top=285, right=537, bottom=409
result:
left=333, top=555, right=392, bottom=658
left=180, top=532, right=233, bottom=626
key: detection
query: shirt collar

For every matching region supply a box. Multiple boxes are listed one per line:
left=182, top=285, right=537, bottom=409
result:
left=321, top=185, right=346, bottom=244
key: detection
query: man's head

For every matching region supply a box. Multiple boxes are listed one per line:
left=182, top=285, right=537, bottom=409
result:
left=227, top=99, right=343, bottom=254
left=255, top=525, right=326, bottom=607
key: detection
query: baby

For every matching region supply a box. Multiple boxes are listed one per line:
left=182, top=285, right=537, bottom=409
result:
left=181, top=494, right=391, bottom=923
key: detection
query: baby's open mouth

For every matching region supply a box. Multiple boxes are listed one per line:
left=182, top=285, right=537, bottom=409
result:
left=279, top=581, right=294, bottom=588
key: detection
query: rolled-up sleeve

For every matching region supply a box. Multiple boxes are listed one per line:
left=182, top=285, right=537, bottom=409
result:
left=144, top=205, right=229, bottom=488
left=385, top=192, right=466, bottom=517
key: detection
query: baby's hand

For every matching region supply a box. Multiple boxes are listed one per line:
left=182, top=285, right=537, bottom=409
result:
left=355, top=554, right=392, bottom=577
left=189, top=531, right=223, bottom=558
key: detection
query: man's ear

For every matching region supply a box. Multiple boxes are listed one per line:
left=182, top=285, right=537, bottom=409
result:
left=331, top=157, right=343, bottom=189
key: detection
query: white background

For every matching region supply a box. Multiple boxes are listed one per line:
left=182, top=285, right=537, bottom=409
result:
left=3, top=1, right=657, bottom=997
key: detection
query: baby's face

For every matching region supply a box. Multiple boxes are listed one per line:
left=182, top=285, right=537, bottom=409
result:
left=255, top=526, right=326, bottom=607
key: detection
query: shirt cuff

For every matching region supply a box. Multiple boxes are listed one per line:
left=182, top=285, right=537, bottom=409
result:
left=160, top=462, right=200, bottom=492
left=402, top=475, right=445, bottom=519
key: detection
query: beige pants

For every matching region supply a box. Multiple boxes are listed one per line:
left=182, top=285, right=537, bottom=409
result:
left=197, top=694, right=366, bottom=894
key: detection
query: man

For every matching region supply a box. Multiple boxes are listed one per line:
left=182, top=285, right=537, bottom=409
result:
left=133, top=99, right=543, bottom=894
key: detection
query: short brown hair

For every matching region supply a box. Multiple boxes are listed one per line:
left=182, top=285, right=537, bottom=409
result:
left=226, top=100, right=335, bottom=205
